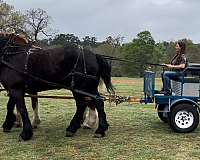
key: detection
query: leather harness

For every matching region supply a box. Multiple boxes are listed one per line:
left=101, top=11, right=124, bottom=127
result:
left=0, top=36, right=102, bottom=100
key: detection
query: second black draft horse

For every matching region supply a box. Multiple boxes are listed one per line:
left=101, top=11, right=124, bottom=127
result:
left=0, top=33, right=114, bottom=141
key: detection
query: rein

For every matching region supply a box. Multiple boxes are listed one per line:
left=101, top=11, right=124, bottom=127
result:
left=99, top=55, right=135, bottom=63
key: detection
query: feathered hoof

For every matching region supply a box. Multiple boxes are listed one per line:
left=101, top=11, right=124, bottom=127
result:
left=66, top=131, right=75, bottom=137
left=32, top=119, right=41, bottom=129
left=18, top=131, right=33, bottom=141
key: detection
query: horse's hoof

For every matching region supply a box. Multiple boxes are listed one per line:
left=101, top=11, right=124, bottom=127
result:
left=66, top=131, right=75, bottom=137
left=19, top=130, right=33, bottom=141
left=93, top=132, right=105, bottom=138
left=19, top=134, right=32, bottom=141
left=18, top=135, right=32, bottom=142
left=3, top=128, right=11, bottom=132
left=32, top=120, right=41, bottom=129
left=2, top=122, right=14, bottom=131
left=32, top=119, right=41, bottom=125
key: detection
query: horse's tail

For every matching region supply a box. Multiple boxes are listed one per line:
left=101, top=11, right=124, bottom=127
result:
left=96, top=54, right=115, bottom=95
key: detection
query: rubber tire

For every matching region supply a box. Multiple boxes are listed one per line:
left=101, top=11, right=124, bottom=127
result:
left=157, top=104, right=168, bottom=123
left=168, top=103, right=199, bottom=133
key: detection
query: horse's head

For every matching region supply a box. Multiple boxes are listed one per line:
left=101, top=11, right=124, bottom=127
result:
left=0, top=32, right=29, bottom=55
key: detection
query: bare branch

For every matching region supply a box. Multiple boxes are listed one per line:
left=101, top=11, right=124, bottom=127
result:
left=25, top=8, right=52, bottom=41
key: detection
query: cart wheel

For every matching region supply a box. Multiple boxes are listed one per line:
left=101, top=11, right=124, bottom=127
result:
left=157, top=104, right=168, bottom=123
left=169, top=103, right=199, bottom=133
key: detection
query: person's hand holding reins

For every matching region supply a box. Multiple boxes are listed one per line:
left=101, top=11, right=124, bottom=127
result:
left=163, top=64, right=174, bottom=69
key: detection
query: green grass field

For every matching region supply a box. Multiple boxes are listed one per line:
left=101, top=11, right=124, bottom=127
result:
left=0, top=78, right=200, bottom=160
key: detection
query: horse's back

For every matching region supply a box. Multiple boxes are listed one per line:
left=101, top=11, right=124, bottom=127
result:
left=28, top=47, right=65, bottom=78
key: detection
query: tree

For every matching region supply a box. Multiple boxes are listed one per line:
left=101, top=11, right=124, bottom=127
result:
left=82, top=36, right=97, bottom=47
left=94, top=37, right=124, bottom=76
left=123, top=31, right=155, bottom=77
left=0, top=0, right=25, bottom=33
left=152, top=42, right=168, bottom=64
left=50, top=33, right=80, bottom=46
left=105, top=35, right=124, bottom=47
left=186, top=41, right=200, bottom=63
left=25, top=8, right=52, bottom=41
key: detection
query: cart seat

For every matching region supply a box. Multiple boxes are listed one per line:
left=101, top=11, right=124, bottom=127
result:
left=171, top=63, right=200, bottom=95
left=184, top=63, right=200, bottom=76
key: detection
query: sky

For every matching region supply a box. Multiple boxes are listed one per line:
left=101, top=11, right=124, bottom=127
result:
left=5, top=0, right=200, bottom=43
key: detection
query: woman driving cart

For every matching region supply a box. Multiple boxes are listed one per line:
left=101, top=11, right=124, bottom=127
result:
left=160, top=41, right=188, bottom=95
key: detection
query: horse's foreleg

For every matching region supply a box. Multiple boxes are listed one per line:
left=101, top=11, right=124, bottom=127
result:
left=14, top=94, right=41, bottom=129
left=2, top=97, right=16, bottom=132
left=9, top=88, right=33, bottom=141
left=66, top=93, right=87, bottom=137
left=94, top=97, right=109, bottom=137
left=31, top=94, right=41, bottom=128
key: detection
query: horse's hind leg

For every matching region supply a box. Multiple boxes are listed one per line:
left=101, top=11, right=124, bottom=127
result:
left=94, top=96, right=109, bottom=138
left=82, top=102, right=98, bottom=129
left=2, top=97, right=16, bottom=132
left=9, top=88, right=33, bottom=140
left=66, top=93, right=87, bottom=137
left=15, top=109, right=22, bottom=128
left=31, top=94, right=41, bottom=128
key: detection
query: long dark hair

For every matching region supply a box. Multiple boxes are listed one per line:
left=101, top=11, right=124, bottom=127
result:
left=170, top=41, right=186, bottom=65
left=177, top=41, right=186, bottom=55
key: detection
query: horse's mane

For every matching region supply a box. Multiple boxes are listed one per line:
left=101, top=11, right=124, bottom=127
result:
left=0, top=32, right=42, bottom=49
left=0, top=32, right=29, bottom=45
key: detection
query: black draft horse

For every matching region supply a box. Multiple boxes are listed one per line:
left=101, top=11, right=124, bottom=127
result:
left=0, top=33, right=114, bottom=141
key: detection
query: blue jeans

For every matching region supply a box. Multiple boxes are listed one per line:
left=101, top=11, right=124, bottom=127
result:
left=161, top=71, right=183, bottom=91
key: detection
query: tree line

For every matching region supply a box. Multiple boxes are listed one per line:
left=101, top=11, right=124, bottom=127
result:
left=1, top=1, right=200, bottom=77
